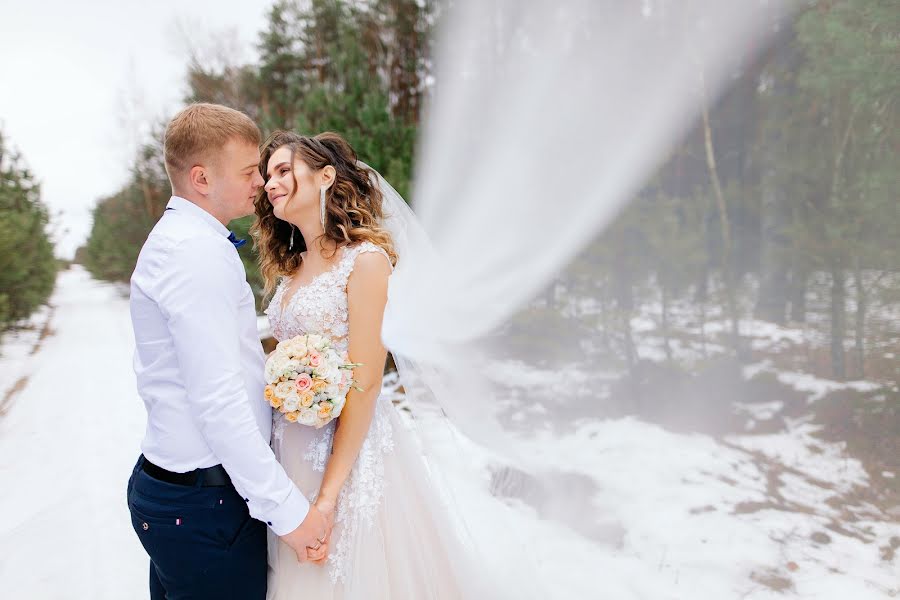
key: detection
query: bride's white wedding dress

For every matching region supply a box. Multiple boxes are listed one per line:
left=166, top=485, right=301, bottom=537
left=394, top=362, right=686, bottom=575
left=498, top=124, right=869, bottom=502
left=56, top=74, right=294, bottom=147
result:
left=265, top=241, right=483, bottom=600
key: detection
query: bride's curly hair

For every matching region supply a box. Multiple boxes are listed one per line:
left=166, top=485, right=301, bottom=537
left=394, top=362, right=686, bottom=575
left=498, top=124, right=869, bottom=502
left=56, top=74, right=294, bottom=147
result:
left=251, top=130, right=397, bottom=297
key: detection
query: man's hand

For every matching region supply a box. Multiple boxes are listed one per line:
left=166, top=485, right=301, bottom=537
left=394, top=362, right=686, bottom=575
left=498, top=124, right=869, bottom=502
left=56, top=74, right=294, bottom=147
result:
left=279, top=504, right=328, bottom=564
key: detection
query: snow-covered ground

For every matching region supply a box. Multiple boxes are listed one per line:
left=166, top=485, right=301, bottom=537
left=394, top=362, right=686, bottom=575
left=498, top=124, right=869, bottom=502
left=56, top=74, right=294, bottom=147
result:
left=1, top=267, right=897, bottom=599
left=0, top=267, right=147, bottom=598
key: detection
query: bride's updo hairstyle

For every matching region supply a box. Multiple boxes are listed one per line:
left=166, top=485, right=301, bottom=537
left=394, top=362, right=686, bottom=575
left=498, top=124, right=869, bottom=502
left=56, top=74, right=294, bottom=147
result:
left=252, top=130, right=397, bottom=296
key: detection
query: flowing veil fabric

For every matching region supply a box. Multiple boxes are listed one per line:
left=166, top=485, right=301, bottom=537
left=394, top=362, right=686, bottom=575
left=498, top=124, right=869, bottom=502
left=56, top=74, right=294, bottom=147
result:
left=364, top=1, right=791, bottom=596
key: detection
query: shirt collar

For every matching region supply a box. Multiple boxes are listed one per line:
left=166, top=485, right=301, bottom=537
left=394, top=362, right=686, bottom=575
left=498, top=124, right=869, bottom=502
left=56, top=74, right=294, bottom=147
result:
left=165, top=196, right=230, bottom=237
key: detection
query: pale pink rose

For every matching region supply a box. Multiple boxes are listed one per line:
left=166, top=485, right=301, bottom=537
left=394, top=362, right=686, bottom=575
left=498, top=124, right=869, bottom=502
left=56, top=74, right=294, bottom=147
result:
left=308, top=350, right=322, bottom=368
left=295, top=373, right=313, bottom=392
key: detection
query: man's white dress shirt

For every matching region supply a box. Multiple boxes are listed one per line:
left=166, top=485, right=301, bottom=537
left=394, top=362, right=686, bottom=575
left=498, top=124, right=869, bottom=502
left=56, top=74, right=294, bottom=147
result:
left=130, top=195, right=308, bottom=535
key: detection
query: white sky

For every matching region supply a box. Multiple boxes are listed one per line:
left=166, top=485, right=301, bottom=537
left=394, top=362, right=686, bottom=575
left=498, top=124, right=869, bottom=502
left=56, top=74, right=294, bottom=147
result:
left=0, top=0, right=270, bottom=258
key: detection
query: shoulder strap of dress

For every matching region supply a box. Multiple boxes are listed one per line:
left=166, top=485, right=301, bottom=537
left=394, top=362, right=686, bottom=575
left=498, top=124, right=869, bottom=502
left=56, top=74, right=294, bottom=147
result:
left=337, top=242, right=393, bottom=282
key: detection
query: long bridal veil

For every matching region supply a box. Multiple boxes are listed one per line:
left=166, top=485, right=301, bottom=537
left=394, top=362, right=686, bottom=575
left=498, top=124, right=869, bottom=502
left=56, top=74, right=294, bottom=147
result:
left=375, top=1, right=794, bottom=597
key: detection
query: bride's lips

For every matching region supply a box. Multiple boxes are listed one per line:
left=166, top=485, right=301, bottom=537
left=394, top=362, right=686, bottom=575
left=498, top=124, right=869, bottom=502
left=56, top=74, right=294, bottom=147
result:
left=269, top=193, right=286, bottom=205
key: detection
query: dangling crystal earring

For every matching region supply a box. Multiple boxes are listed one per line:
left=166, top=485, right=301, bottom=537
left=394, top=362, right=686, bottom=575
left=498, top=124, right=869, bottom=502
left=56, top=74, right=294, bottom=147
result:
left=320, top=186, right=327, bottom=230
left=289, top=224, right=295, bottom=250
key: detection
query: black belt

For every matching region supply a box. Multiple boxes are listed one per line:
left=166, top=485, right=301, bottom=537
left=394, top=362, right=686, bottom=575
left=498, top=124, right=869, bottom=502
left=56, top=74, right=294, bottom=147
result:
left=141, top=456, right=231, bottom=487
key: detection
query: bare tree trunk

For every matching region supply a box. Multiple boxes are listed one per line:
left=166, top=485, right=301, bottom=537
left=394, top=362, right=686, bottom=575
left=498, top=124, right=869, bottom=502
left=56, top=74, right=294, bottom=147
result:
left=698, top=279, right=709, bottom=359
left=755, top=22, right=797, bottom=324
left=140, top=177, right=156, bottom=220
left=661, top=283, right=672, bottom=363
left=788, top=253, right=809, bottom=323
left=700, top=74, right=740, bottom=354
left=830, top=263, right=846, bottom=380
left=826, top=105, right=855, bottom=381
left=599, top=293, right=611, bottom=354
left=613, top=257, right=637, bottom=374
left=853, top=259, right=866, bottom=379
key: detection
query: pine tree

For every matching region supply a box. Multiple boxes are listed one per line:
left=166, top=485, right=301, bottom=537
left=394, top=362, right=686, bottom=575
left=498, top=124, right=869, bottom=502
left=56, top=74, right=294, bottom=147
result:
left=0, top=131, right=58, bottom=329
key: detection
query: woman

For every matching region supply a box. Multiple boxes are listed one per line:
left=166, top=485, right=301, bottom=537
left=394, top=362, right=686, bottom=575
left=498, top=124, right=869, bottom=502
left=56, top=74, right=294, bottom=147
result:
left=252, top=130, right=486, bottom=599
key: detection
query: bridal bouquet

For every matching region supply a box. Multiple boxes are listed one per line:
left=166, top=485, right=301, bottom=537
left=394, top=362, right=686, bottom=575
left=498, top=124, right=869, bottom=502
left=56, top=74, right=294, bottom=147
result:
left=264, top=333, right=360, bottom=429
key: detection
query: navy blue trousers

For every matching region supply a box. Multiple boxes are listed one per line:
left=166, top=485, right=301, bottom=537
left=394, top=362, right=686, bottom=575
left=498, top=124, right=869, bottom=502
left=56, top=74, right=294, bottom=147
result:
left=127, top=456, right=267, bottom=600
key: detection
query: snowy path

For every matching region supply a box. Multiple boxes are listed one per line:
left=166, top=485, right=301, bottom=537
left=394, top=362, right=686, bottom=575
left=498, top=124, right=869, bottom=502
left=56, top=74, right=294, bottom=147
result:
left=0, top=267, right=147, bottom=599
left=1, top=267, right=897, bottom=599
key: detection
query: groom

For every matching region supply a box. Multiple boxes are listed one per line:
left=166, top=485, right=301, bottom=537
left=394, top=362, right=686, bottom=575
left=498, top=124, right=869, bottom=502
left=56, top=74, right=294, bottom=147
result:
left=127, top=103, right=328, bottom=599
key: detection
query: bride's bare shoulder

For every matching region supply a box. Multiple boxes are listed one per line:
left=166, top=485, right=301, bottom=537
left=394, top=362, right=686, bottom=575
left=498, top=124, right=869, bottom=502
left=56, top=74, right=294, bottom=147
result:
left=350, top=249, right=392, bottom=279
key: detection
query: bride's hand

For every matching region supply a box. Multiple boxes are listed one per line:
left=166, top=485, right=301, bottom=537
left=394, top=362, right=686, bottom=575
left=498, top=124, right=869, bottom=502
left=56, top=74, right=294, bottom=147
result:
left=315, top=496, right=337, bottom=535
left=309, top=496, right=336, bottom=565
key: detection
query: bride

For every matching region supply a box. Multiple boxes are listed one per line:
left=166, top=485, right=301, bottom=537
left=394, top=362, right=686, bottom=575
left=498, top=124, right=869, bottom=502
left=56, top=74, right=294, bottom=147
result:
left=252, top=130, right=488, bottom=599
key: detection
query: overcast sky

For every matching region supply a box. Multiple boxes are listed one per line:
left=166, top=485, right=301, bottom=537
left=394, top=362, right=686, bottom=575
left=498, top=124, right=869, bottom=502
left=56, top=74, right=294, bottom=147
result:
left=0, top=0, right=270, bottom=258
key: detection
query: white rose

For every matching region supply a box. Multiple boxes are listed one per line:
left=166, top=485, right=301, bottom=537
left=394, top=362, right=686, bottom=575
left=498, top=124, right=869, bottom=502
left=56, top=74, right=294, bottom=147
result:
left=284, top=338, right=308, bottom=357
left=281, top=359, right=301, bottom=378
left=331, top=397, right=345, bottom=418
left=272, top=355, right=290, bottom=374
left=274, top=381, right=294, bottom=399
left=298, top=408, right=317, bottom=426
left=282, top=392, right=300, bottom=412
left=325, top=384, right=341, bottom=399
left=325, top=368, right=341, bottom=385
left=264, top=358, right=280, bottom=384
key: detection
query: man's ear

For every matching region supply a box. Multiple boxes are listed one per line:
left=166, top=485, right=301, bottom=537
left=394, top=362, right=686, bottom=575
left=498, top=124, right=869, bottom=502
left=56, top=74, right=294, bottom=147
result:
left=188, top=164, right=210, bottom=196
left=320, top=165, right=336, bottom=190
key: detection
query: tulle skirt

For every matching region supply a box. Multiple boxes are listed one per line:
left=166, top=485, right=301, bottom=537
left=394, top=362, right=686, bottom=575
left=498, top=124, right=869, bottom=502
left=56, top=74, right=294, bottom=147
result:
left=266, top=399, right=487, bottom=600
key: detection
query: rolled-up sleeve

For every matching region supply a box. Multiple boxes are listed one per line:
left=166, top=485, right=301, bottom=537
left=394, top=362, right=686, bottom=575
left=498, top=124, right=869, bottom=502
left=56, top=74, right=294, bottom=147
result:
left=157, top=236, right=309, bottom=534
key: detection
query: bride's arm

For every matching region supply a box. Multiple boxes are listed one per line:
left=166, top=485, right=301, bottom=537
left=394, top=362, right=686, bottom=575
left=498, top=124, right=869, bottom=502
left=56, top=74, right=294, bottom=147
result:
left=315, top=252, right=392, bottom=519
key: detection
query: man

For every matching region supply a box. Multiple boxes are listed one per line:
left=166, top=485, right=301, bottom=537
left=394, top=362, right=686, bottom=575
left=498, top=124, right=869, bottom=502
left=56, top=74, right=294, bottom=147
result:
left=127, top=103, right=328, bottom=599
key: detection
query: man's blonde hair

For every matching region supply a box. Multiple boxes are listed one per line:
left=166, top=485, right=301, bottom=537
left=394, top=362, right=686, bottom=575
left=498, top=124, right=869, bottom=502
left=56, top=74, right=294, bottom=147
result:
left=163, top=103, right=261, bottom=183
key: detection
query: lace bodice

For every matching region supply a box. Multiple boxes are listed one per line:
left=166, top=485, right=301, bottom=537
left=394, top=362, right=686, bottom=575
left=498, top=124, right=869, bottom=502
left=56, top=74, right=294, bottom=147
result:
left=265, top=241, right=395, bottom=583
left=266, top=242, right=388, bottom=353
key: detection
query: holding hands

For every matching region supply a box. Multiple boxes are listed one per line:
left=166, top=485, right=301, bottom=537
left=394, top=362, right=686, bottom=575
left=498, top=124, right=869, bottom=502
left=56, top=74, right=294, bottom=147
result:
left=308, top=496, right=337, bottom=565
left=279, top=495, right=336, bottom=565
left=279, top=503, right=329, bottom=564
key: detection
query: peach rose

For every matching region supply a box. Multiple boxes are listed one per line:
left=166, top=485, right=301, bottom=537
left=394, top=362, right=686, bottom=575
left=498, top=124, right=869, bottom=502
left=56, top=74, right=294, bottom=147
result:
left=274, top=381, right=294, bottom=399
left=311, top=378, right=328, bottom=393
left=270, top=395, right=283, bottom=409
left=317, top=403, right=333, bottom=419
left=299, top=390, right=315, bottom=409
left=263, top=385, right=275, bottom=399
left=284, top=411, right=299, bottom=423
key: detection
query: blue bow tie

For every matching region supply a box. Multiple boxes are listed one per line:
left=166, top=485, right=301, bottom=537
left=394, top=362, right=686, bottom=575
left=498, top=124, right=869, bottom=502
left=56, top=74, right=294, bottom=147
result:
left=228, top=231, right=247, bottom=249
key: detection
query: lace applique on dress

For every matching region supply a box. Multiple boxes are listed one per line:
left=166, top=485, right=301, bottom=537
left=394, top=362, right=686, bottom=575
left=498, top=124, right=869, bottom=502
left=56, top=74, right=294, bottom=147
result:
left=271, top=411, right=286, bottom=446
left=303, top=422, right=335, bottom=473
left=328, top=401, right=395, bottom=583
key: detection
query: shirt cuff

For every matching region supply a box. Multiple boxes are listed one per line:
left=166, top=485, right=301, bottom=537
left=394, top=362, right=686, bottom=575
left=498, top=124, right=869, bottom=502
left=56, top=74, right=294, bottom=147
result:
left=258, top=485, right=310, bottom=536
